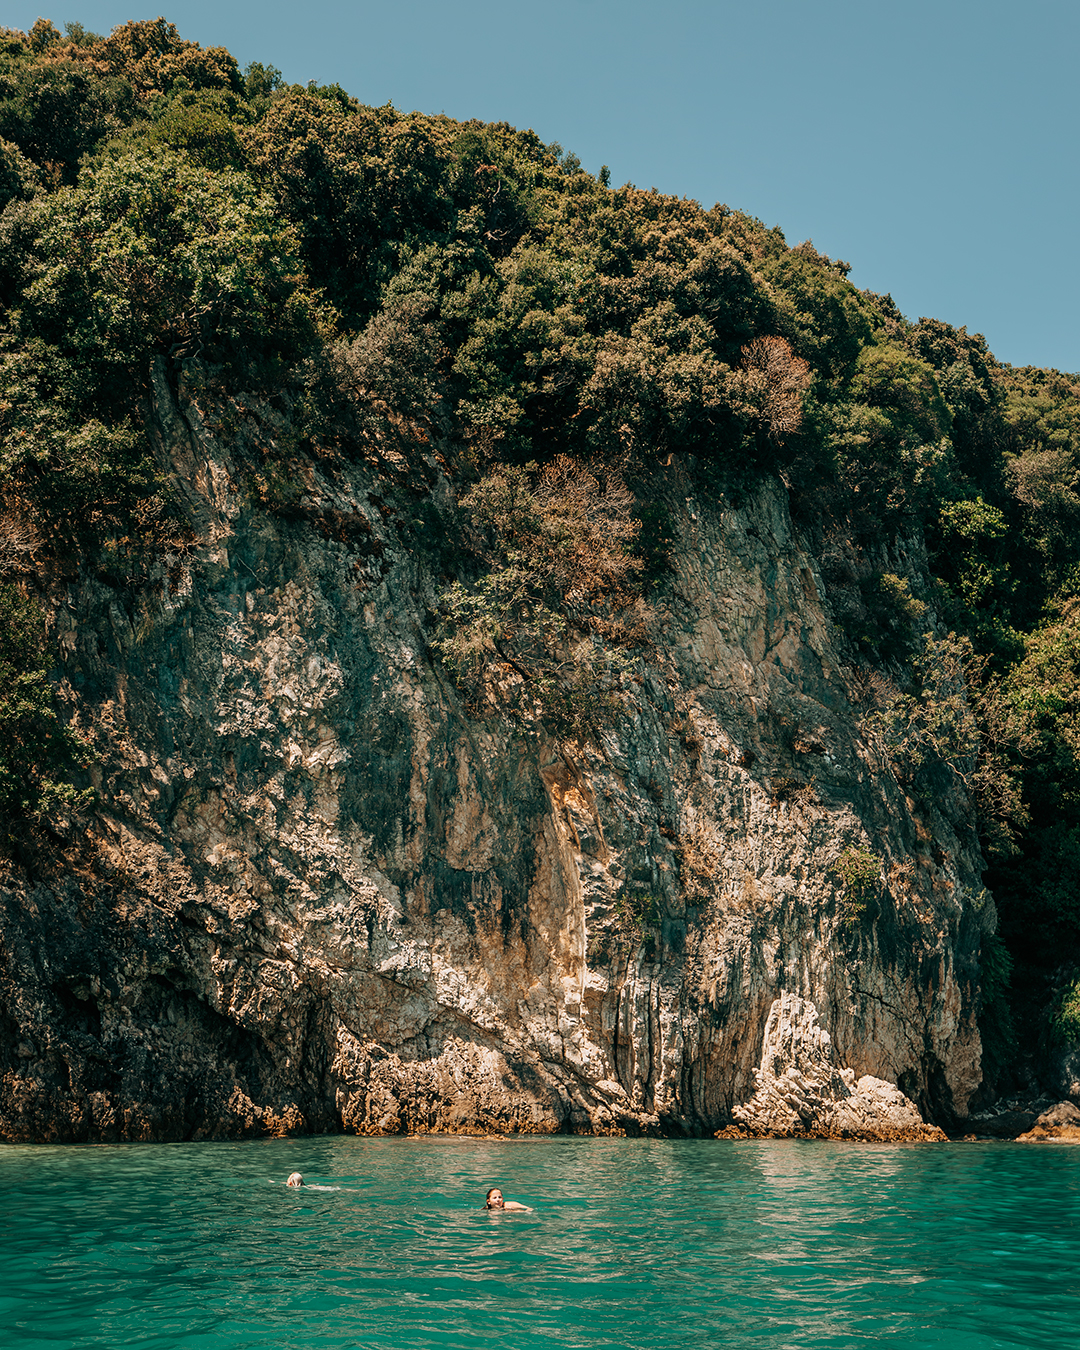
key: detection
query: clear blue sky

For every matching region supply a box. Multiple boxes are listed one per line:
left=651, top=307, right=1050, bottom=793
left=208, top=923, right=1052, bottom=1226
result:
left=11, top=1, right=1079, bottom=372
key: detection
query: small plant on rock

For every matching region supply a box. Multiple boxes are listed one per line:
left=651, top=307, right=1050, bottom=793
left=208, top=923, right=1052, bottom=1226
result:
left=1054, top=974, right=1080, bottom=1045
left=588, top=891, right=664, bottom=962
left=832, top=845, right=880, bottom=924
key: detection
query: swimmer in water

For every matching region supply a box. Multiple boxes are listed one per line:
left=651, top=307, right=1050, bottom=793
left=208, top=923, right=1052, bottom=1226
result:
left=286, top=1172, right=304, bottom=1187
left=485, top=1187, right=531, bottom=1212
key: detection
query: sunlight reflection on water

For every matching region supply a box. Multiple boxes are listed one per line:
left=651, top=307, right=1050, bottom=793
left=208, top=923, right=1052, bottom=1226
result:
left=4, top=1135, right=1079, bottom=1349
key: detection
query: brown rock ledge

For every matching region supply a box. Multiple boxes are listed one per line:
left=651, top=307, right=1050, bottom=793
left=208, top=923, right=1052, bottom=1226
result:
left=1016, top=1101, right=1080, bottom=1142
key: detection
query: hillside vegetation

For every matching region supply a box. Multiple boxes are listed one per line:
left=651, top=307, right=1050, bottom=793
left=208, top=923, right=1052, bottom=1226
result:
left=2, top=17, right=1079, bottom=1088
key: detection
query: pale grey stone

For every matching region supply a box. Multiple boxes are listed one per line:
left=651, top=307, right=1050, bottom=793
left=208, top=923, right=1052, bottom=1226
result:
left=0, top=363, right=989, bottom=1141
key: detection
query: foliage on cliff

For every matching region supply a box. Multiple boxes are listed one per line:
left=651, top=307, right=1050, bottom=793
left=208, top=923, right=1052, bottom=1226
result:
left=0, top=583, right=92, bottom=829
left=2, top=16, right=1080, bottom=1071
left=432, top=456, right=645, bottom=738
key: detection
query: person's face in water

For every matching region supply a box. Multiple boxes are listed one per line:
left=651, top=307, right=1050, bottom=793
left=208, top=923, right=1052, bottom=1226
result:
left=486, top=1189, right=505, bottom=1209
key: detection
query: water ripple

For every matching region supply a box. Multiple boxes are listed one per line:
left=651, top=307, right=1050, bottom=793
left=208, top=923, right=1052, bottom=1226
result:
left=4, top=1137, right=1078, bottom=1348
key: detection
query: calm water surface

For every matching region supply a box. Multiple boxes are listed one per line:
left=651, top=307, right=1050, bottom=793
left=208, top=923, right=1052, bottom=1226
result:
left=3, top=1135, right=1078, bottom=1349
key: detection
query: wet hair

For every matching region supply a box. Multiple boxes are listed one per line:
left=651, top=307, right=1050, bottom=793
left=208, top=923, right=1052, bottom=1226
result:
left=287, top=1172, right=304, bottom=1187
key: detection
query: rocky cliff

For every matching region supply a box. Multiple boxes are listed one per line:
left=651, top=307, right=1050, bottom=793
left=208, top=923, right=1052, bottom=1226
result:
left=0, top=364, right=992, bottom=1142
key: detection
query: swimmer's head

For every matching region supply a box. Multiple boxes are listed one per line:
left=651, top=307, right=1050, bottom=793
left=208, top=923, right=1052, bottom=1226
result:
left=286, top=1172, right=304, bottom=1187
left=485, top=1188, right=505, bottom=1209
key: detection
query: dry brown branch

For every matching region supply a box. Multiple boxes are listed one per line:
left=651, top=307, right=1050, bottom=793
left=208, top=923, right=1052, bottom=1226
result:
left=531, top=455, right=643, bottom=603
left=679, top=820, right=723, bottom=903
left=0, top=504, right=43, bottom=574
left=1005, top=449, right=1080, bottom=517
left=736, top=335, right=812, bottom=441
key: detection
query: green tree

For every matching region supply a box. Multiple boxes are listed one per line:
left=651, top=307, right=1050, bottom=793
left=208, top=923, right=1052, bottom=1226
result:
left=0, top=147, right=329, bottom=548
left=244, top=91, right=452, bottom=325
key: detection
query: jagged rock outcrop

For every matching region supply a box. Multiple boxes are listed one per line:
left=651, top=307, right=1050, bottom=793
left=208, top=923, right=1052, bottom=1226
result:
left=726, top=992, right=945, bottom=1140
left=0, top=363, right=993, bottom=1141
left=1016, top=1101, right=1080, bottom=1142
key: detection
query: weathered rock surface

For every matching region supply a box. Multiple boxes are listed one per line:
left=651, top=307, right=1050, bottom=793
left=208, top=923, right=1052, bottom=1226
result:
left=0, top=364, right=993, bottom=1141
left=1016, top=1101, right=1080, bottom=1142
left=964, top=1100, right=1050, bottom=1139
left=1049, top=1042, right=1080, bottom=1106
left=726, top=991, right=946, bottom=1140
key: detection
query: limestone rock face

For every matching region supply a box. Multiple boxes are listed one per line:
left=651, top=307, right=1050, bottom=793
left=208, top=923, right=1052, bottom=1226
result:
left=1016, top=1101, right=1080, bottom=1142
left=1049, top=1043, right=1080, bottom=1106
left=728, top=992, right=946, bottom=1140
left=0, top=366, right=992, bottom=1141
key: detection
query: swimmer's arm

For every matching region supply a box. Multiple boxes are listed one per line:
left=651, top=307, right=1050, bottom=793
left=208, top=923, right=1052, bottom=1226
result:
left=502, top=1201, right=532, bottom=1211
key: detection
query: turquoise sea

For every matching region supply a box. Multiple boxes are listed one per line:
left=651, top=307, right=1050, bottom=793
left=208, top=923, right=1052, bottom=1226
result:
left=3, top=1135, right=1078, bottom=1349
